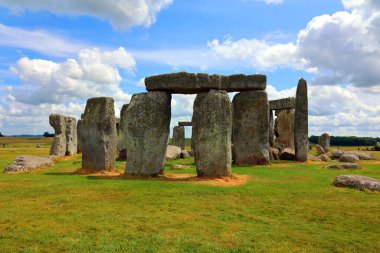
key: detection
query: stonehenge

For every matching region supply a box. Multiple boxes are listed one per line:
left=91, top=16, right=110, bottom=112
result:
left=49, top=113, right=77, bottom=156
left=82, top=97, right=117, bottom=170
left=319, top=133, right=330, bottom=152
left=47, top=72, right=309, bottom=176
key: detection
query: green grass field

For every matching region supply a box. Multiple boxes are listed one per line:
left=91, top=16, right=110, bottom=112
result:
left=0, top=138, right=379, bottom=252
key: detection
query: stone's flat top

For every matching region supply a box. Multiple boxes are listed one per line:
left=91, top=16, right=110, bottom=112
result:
left=333, top=174, right=380, bottom=192
left=269, top=97, right=295, bottom=110
left=178, top=121, right=192, bottom=126
left=4, top=155, right=53, bottom=173
left=145, top=72, right=266, bottom=94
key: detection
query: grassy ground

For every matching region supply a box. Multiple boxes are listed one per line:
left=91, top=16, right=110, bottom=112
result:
left=0, top=138, right=379, bottom=252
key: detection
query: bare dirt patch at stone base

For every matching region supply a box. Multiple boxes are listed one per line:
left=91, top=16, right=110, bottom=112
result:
left=73, top=169, right=124, bottom=176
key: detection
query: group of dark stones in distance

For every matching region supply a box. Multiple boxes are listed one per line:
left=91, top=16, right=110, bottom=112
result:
left=4, top=72, right=380, bottom=192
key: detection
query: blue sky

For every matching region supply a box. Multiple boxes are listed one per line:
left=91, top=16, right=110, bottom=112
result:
left=0, top=0, right=379, bottom=137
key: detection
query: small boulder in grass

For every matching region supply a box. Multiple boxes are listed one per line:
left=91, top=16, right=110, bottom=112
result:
left=333, top=175, right=380, bottom=192
left=279, top=148, right=295, bottom=161
left=331, top=150, right=344, bottom=159
left=314, top=144, right=325, bottom=155
left=325, top=163, right=360, bottom=170
left=180, top=150, right=191, bottom=159
left=319, top=154, right=331, bottom=162
left=339, top=153, right=359, bottom=163
left=170, top=164, right=190, bottom=170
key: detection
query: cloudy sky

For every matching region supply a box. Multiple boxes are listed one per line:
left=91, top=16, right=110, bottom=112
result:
left=0, top=0, right=379, bottom=137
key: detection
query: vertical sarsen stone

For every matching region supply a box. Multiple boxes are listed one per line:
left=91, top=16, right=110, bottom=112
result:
left=294, top=78, right=308, bottom=162
left=172, top=126, right=185, bottom=150
left=49, top=114, right=67, bottom=156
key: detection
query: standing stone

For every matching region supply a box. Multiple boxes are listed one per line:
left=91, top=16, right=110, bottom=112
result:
left=275, top=109, right=295, bottom=149
left=318, top=133, right=330, bottom=153
left=232, top=90, right=270, bottom=165
left=172, top=126, right=185, bottom=150
left=49, top=114, right=67, bottom=156
left=269, top=110, right=274, bottom=147
left=65, top=117, right=77, bottom=156
left=125, top=92, right=171, bottom=176
left=192, top=89, right=232, bottom=176
left=294, top=78, right=308, bottom=162
left=77, top=116, right=83, bottom=154
left=118, top=104, right=129, bottom=160
left=82, top=97, right=117, bottom=170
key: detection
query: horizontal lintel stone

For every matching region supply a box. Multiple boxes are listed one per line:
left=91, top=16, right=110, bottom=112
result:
left=269, top=97, right=295, bottom=110
left=178, top=121, right=192, bottom=126
left=145, top=72, right=266, bottom=94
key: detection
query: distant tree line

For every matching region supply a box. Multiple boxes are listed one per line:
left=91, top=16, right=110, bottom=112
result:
left=0, top=132, right=4, bottom=137
left=309, top=135, right=378, bottom=146
left=43, top=132, right=55, bottom=137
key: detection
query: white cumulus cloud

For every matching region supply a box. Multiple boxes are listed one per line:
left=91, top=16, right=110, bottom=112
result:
left=0, top=0, right=173, bottom=30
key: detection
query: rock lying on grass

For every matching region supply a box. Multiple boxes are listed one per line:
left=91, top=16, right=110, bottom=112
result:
left=170, top=164, right=191, bottom=170
left=4, top=156, right=53, bottom=173
left=166, top=145, right=182, bottom=160
left=325, top=163, right=360, bottom=170
left=279, top=148, right=295, bottom=160
left=180, top=150, right=191, bottom=158
left=330, top=150, right=375, bottom=161
left=339, top=153, right=360, bottom=163
left=333, top=175, right=380, bottom=192
left=319, top=154, right=331, bottom=162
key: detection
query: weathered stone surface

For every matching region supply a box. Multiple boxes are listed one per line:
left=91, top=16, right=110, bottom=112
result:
left=271, top=147, right=280, bottom=160
left=232, top=90, right=270, bottom=165
left=339, top=153, right=359, bottom=163
left=193, top=89, right=232, bottom=176
left=82, top=97, right=117, bottom=170
left=166, top=145, right=182, bottom=160
left=314, top=144, right=325, bottom=155
left=125, top=92, right=171, bottom=176
left=145, top=72, right=266, bottom=93
left=269, top=110, right=275, bottom=147
left=318, top=133, right=330, bottom=152
left=172, top=126, right=185, bottom=150
left=117, top=104, right=129, bottom=157
left=180, top=150, right=191, bottom=158
left=356, top=152, right=375, bottom=160
left=294, top=78, right=308, bottom=162
left=326, top=163, right=360, bottom=169
left=77, top=119, right=83, bottom=153
left=279, top=148, right=295, bottom=160
left=308, top=154, right=320, bottom=161
left=188, top=150, right=194, bottom=157
left=274, top=109, right=295, bottom=149
left=49, top=114, right=67, bottom=156
left=4, top=156, right=53, bottom=173
left=178, top=121, right=192, bottom=126
left=319, top=154, right=331, bottom=162
left=171, top=164, right=190, bottom=170
left=331, top=150, right=344, bottom=159
left=333, top=175, right=380, bottom=191
left=65, top=116, right=77, bottom=156
left=269, top=97, right=295, bottom=110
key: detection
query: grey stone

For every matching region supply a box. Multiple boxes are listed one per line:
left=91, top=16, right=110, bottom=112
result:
left=269, top=110, right=274, bottom=147
left=308, top=154, right=320, bottom=161
left=232, top=90, right=270, bottom=165
left=178, top=121, right=192, bottom=126
left=171, top=164, right=190, bottom=170
left=339, top=153, right=359, bottom=163
left=180, top=150, right=191, bottom=158
left=314, top=144, right=325, bottom=155
left=279, top=148, right=295, bottom=161
left=193, top=89, right=232, bottom=176
left=187, top=150, right=194, bottom=157
left=49, top=114, right=67, bottom=156
left=4, top=155, right=53, bottom=173
left=274, top=109, right=295, bottom=149
left=166, top=145, right=182, bottom=160
left=325, top=163, right=360, bottom=169
left=145, top=72, right=266, bottom=93
left=77, top=119, right=83, bottom=153
left=125, top=92, right=171, bottom=176
left=117, top=104, right=129, bottom=156
left=82, top=97, right=117, bottom=170
left=65, top=116, right=77, bottom=156
left=333, top=175, right=380, bottom=192
left=271, top=147, right=280, bottom=160
left=269, top=97, right=295, bottom=110
left=318, top=133, right=330, bottom=152
left=319, top=154, right=331, bottom=162
left=294, top=78, right=308, bottom=162
left=331, top=150, right=344, bottom=159
left=172, top=126, right=185, bottom=150
left=356, top=152, right=375, bottom=160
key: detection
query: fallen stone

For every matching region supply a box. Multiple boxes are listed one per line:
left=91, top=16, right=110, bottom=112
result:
left=4, top=156, right=53, bottom=173
left=314, top=144, right=325, bottom=155
left=172, top=126, right=185, bottom=150
left=318, top=133, right=330, bottom=152
left=166, top=145, right=182, bottom=160
left=170, top=164, right=190, bottom=170
left=178, top=121, right=192, bottom=126
left=333, top=175, right=380, bottom=192
left=193, top=89, right=232, bottom=176
left=294, top=78, right=308, bottom=162
left=269, top=97, right=295, bottom=110
left=325, top=163, right=360, bottom=169
left=331, top=150, right=345, bottom=159
left=125, top=92, right=171, bottom=176
left=187, top=150, right=194, bottom=157
left=145, top=72, right=266, bottom=93
left=271, top=147, right=280, bottom=160
left=308, top=154, right=320, bottom=161
left=339, top=153, right=359, bottom=163
left=279, top=148, right=295, bottom=161
left=356, top=153, right=375, bottom=160
left=232, top=90, right=270, bottom=165
left=180, top=150, right=191, bottom=158
left=319, top=154, right=331, bottom=162
left=82, top=97, right=117, bottom=170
